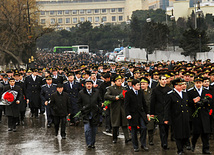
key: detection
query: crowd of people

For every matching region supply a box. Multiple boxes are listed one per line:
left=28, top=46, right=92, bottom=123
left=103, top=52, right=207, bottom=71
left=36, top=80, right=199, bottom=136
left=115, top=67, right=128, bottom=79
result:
left=0, top=52, right=214, bottom=154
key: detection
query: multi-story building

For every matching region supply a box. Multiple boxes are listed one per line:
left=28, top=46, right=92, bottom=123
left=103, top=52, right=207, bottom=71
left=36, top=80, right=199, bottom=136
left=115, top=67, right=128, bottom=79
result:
left=36, top=0, right=173, bottom=30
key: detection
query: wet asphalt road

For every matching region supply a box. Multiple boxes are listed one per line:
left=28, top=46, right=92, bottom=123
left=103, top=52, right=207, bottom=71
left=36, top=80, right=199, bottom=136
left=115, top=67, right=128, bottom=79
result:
left=0, top=108, right=213, bottom=155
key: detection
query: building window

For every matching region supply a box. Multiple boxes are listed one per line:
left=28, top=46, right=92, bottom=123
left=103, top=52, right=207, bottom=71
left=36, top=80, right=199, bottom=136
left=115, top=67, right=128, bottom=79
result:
left=40, top=11, right=45, bottom=15
left=87, top=9, right=92, bottom=14
left=64, top=10, right=70, bottom=15
left=95, top=17, right=99, bottom=22
left=73, top=18, right=77, bottom=23
left=51, top=18, right=55, bottom=24
left=112, top=16, right=116, bottom=21
left=87, top=17, right=92, bottom=22
left=102, top=9, right=107, bottom=13
left=94, top=9, right=99, bottom=14
left=66, top=18, right=70, bottom=23
left=79, top=10, right=84, bottom=14
left=50, top=11, right=55, bottom=15
left=119, top=16, right=123, bottom=21
left=118, top=8, right=123, bottom=12
left=58, top=11, right=63, bottom=15
left=80, top=17, right=85, bottom=22
left=111, top=8, right=116, bottom=13
left=102, top=16, right=107, bottom=22
left=41, top=19, right=45, bottom=24
left=72, top=10, right=77, bottom=15
left=58, top=18, right=63, bottom=23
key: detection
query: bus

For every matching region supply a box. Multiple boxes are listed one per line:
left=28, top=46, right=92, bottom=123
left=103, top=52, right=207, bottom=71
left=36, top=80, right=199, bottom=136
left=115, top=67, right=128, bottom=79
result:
left=53, top=45, right=89, bottom=54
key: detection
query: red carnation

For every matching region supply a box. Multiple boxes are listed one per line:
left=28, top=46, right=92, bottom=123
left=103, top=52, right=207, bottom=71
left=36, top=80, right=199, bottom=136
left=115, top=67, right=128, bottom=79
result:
left=3, top=92, right=14, bottom=102
left=205, top=94, right=212, bottom=99
left=122, top=90, right=127, bottom=98
left=209, top=109, right=213, bottom=116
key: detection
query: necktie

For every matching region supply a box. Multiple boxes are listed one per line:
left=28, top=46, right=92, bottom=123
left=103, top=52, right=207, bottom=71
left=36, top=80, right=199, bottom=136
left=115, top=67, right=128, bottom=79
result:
left=135, top=91, right=138, bottom=95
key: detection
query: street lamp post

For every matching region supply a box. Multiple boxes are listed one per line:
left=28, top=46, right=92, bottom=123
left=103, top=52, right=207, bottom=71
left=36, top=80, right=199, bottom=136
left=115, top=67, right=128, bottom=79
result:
left=146, top=13, right=151, bottom=62
left=196, top=1, right=202, bottom=53
left=170, top=9, right=175, bottom=51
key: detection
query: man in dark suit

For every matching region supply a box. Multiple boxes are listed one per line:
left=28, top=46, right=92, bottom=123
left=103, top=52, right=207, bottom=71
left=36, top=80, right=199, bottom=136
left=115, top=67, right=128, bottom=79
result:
left=150, top=75, right=172, bottom=149
left=2, top=78, right=22, bottom=132
left=40, top=76, right=57, bottom=128
left=187, top=76, right=211, bottom=154
left=77, top=79, right=102, bottom=148
left=24, top=69, right=43, bottom=118
left=50, top=83, right=71, bottom=139
left=63, top=72, right=81, bottom=126
left=14, top=73, right=26, bottom=125
left=164, top=78, right=190, bottom=155
left=125, top=79, right=149, bottom=152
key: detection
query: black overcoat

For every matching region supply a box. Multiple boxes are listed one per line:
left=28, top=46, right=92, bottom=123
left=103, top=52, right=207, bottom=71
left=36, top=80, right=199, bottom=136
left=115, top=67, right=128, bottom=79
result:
left=164, top=90, right=190, bottom=139
left=125, top=89, right=148, bottom=126
left=187, top=87, right=211, bottom=134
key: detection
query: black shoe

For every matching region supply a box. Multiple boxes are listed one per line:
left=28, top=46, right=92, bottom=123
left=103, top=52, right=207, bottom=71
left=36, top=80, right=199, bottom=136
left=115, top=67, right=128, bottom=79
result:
left=75, top=121, right=80, bottom=126
left=13, top=129, right=17, bottom=132
left=16, top=122, right=20, bottom=126
left=8, top=128, right=12, bottom=131
left=61, top=136, right=66, bottom=139
left=186, top=146, right=191, bottom=150
left=91, top=145, right=95, bottom=148
left=106, top=129, right=111, bottom=133
left=31, top=114, right=34, bottom=118
left=70, top=123, right=75, bottom=126
left=191, top=145, right=195, bottom=152
left=35, top=116, right=39, bottom=119
left=47, top=124, right=51, bottom=128
left=163, top=144, right=169, bottom=150
left=149, top=142, right=154, bottom=145
left=134, top=148, right=139, bottom=152
left=87, top=145, right=92, bottom=149
left=203, top=150, right=211, bottom=154
left=177, top=152, right=183, bottom=155
left=141, top=146, right=149, bottom=151
left=113, top=139, right=117, bottom=143
left=55, top=133, right=58, bottom=136
left=125, top=138, right=131, bottom=143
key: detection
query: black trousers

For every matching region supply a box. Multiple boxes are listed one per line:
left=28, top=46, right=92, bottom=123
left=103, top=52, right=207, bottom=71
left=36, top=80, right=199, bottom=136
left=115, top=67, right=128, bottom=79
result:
left=105, top=108, right=111, bottom=131
left=53, top=116, right=66, bottom=137
left=159, top=124, right=169, bottom=147
left=176, top=138, right=188, bottom=153
left=113, top=126, right=129, bottom=140
left=8, top=116, right=17, bottom=129
left=192, top=133, right=209, bottom=151
left=31, top=108, right=39, bottom=117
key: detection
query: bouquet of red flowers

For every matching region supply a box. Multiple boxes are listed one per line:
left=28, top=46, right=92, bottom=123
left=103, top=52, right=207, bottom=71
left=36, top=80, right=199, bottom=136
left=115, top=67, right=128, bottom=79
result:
left=103, top=90, right=127, bottom=110
left=192, top=94, right=212, bottom=118
left=0, top=90, right=18, bottom=105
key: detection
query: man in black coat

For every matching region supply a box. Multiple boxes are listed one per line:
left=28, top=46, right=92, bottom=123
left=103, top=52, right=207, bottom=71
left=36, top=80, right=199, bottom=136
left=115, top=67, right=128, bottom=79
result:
left=125, top=79, right=149, bottom=152
left=99, top=73, right=111, bottom=132
left=49, top=84, right=71, bottom=139
left=24, top=69, right=43, bottom=118
left=164, top=78, right=190, bottom=155
left=150, top=75, right=172, bottom=149
left=2, top=78, right=22, bottom=132
left=187, top=76, right=211, bottom=154
left=77, top=79, right=101, bottom=149
left=63, top=72, right=81, bottom=126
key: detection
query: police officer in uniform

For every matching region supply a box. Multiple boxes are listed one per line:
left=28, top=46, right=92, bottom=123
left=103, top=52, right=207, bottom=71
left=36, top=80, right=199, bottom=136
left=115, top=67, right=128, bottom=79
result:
left=40, top=76, right=57, bottom=127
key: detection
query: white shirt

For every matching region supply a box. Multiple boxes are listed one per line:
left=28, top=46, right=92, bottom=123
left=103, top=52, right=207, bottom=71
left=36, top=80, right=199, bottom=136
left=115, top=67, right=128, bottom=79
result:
left=32, top=75, right=36, bottom=81
left=195, top=86, right=203, bottom=96
left=87, top=89, right=92, bottom=95
left=174, top=88, right=183, bottom=99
